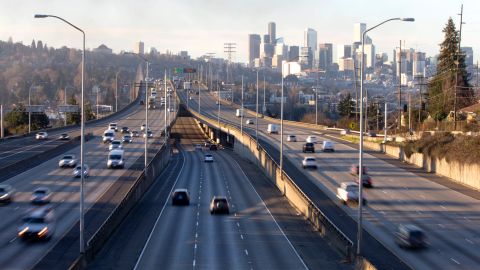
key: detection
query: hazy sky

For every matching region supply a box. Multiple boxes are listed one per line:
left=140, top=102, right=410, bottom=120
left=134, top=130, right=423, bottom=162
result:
left=1, top=0, right=479, bottom=63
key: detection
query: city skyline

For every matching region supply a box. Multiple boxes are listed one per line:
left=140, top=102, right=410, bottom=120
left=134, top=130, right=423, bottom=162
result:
left=1, top=0, right=479, bottom=63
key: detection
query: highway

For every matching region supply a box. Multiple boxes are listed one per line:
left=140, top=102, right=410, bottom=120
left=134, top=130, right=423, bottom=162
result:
left=0, top=97, right=174, bottom=269
left=179, top=87, right=480, bottom=270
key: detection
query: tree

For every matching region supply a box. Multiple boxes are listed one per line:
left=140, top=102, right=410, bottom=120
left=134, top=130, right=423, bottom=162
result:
left=66, top=94, right=80, bottom=125
left=337, top=93, right=355, bottom=117
left=427, top=17, right=475, bottom=121
left=5, top=104, right=28, bottom=128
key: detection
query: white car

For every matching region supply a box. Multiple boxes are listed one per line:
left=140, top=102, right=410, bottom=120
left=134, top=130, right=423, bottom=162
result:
left=73, top=164, right=89, bottom=178
left=35, top=132, right=48, bottom=140
left=143, top=130, right=153, bottom=138
left=102, top=130, right=115, bottom=143
left=302, top=157, right=317, bottom=169
left=245, top=119, right=254, bottom=125
left=287, top=135, right=297, bottom=142
left=58, top=154, right=77, bottom=168
left=107, top=149, right=125, bottom=169
left=109, top=140, right=123, bottom=150
left=108, top=123, right=118, bottom=131
left=322, top=141, right=335, bottom=152
left=31, top=187, right=52, bottom=204
left=122, top=135, right=133, bottom=143
left=204, top=154, right=214, bottom=162
left=336, top=182, right=366, bottom=205
left=340, top=129, right=350, bottom=135
left=306, top=136, right=317, bottom=143
left=140, top=124, right=146, bottom=131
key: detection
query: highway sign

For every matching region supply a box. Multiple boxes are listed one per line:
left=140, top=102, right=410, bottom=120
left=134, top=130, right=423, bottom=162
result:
left=59, top=105, right=80, bottom=113
left=26, top=105, right=45, bottom=113
left=173, top=67, right=183, bottom=74
left=349, top=122, right=356, bottom=130
left=183, top=68, right=196, bottom=73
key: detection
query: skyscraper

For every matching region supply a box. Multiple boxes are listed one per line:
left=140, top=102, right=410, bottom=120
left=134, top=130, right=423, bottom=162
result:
left=304, top=28, right=317, bottom=68
left=268, top=22, right=276, bottom=45
left=248, top=34, right=261, bottom=67
left=318, top=43, right=333, bottom=70
left=288, top=46, right=299, bottom=62
left=134, top=41, right=144, bottom=55
left=263, top=34, right=270, bottom=44
left=353, top=23, right=366, bottom=43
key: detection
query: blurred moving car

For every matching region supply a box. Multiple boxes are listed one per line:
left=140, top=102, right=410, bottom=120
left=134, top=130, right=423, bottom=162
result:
left=73, top=164, right=89, bottom=178
left=109, top=140, right=123, bottom=150
left=108, top=123, right=118, bottom=132
left=35, top=132, right=48, bottom=140
left=306, top=136, right=317, bottom=143
left=322, top=141, right=335, bottom=152
left=336, top=182, right=366, bottom=205
left=0, top=184, right=14, bottom=204
left=395, top=224, right=427, bottom=249
left=171, top=189, right=190, bottom=206
left=121, top=127, right=130, bottom=133
left=245, top=119, right=254, bottom=125
left=107, top=149, right=125, bottom=169
left=18, top=207, right=55, bottom=241
left=102, top=130, right=115, bottom=143
left=350, top=164, right=368, bottom=175
left=302, top=143, right=315, bottom=153
left=209, top=144, right=218, bottom=151
left=210, top=196, right=229, bottom=214
left=340, top=129, right=350, bottom=135
left=287, top=135, right=297, bottom=142
left=143, top=130, right=153, bottom=138
left=58, top=154, right=77, bottom=168
left=31, top=187, right=52, bottom=204
left=204, top=141, right=211, bottom=148
left=302, top=157, right=317, bottom=169
left=122, top=135, right=133, bottom=143
left=59, top=133, right=70, bottom=140
left=204, top=154, right=214, bottom=162
left=130, top=130, right=139, bottom=137
left=356, top=174, right=373, bottom=188
left=141, top=124, right=146, bottom=131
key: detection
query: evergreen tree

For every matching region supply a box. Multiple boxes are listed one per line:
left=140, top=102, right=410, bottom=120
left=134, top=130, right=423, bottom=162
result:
left=337, top=93, right=355, bottom=117
left=66, top=94, right=80, bottom=125
left=427, top=17, right=475, bottom=120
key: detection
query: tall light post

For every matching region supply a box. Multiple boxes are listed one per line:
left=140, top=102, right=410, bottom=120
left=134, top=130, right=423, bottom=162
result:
left=255, top=70, right=259, bottom=145
left=280, top=75, right=284, bottom=174
left=164, top=71, right=167, bottom=144
left=28, top=84, right=37, bottom=133
left=358, top=17, right=414, bottom=256
left=115, top=70, right=122, bottom=112
left=313, top=87, right=318, bottom=125
left=263, top=73, right=266, bottom=115
left=35, top=14, right=87, bottom=254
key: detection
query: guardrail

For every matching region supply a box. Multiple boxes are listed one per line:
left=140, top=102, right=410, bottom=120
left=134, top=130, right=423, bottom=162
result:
left=188, top=107, right=355, bottom=262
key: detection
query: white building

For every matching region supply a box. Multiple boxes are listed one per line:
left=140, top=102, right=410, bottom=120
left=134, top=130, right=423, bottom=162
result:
left=356, top=44, right=375, bottom=69
left=353, top=23, right=366, bottom=43
left=304, top=28, right=317, bottom=67
left=282, top=61, right=302, bottom=77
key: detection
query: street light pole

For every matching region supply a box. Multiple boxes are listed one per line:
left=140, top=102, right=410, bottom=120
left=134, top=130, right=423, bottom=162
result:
left=263, top=73, right=266, bottom=115
left=358, top=17, right=414, bottom=256
left=164, top=70, right=167, bottom=144
left=256, top=70, right=259, bottom=145
left=314, top=88, right=318, bottom=125
left=35, top=13, right=87, bottom=254
left=115, top=70, right=121, bottom=112
left=28, top=85, right=32, bottom=133
left=280, top=75, right=284, bottom=173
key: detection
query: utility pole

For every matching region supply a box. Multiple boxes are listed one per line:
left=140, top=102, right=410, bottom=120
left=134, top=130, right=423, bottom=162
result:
left=1, top=105, right=3, bottom=139
left=397, top=40, right=402, bottom=130
left=224, top=43, right=236, bottom=103
left=408, top=92, right=412, bottom=132
left=263, top=73, right=266, bottom=115
left=353, top=59, right=359, bottom=127
left=384, top=103, right=388, bottom=143
left=454, top=4, right=464, bottom=131
left=255, top=70, right=259, bottom=145
left=376, top=102, right=380, bottom=132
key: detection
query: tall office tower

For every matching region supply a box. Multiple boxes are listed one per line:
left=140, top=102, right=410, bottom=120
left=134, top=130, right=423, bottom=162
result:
left=344, top=44, right=352, bottom=58
left=263, top=34, right=270, bottom=44
left=261, top=42, right=274, bottom=58
left=461, top=47, right=474, bottom=67
left=300, top=46, right=313, bottom=68
left=355, top=44, right=375, bottom=69
left=395, top=47, right=407, bottom=77
left=248, top=34, right=261, bottom=67
left=413, top=52, right=426, bottom=76
left=275, top=43, right=288, bottom=57
left=353, top=23, right=366, bottom=43
left=318, top=43, right=333, bottom=70
left=134, top=41, right=144, bottom=55
left=304, top=28, right=317, bottom=67
left=268, top=22, right=276, bottom=44
left=288, top=46, right=299, bottom=61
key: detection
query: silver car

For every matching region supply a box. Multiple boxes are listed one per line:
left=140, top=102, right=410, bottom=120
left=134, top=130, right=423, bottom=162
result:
left=73, top=164, right=89, bottom=178
left=109, top=140, right=123, bottom=150
left=0, top=184, right=14, bottom=203
left=58, top=154, right=77, bottom=168
left=31, top=188, right=52, bottom=204
left=35, top=132, right=48, bottom=140
left=122, top=135, right=133, bottom=143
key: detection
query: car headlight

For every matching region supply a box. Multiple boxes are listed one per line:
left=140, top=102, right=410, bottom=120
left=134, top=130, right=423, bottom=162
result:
left=37, top=227, right=48, bottom=237
left=18, top=227, right=29, bottom=236
left=0, top=194, right=8, bottom=199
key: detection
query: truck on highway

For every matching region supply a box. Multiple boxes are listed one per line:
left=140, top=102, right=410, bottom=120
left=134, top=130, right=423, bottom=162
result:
left=148, top=97, right=156, bottom=109
left=235, top=109, right=244, bottom=117
left=183, top=81, right=191, bottom=90
left=267, top=124, right=279, bottom=134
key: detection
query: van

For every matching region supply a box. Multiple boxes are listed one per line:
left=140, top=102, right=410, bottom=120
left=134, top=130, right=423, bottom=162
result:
left=267, top=124, right=279, bottom=134
left=102, top=130, right=115, bottom=143
left=107, top=149, right=125, bottom=169
left=235, top=109, right=244, bottom=117
left=108, top=123, right=118, bottom=131
left=322, top=141, right=335, bottom=152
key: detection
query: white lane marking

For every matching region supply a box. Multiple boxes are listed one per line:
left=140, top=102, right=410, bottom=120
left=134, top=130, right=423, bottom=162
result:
left=196, top=221, right=199, bottom=226
left=245, top=249, right=249, bottom=256
left=9, top=238, right=16, bottom=243
left=382, top=190, right=387, bottom=194
left=240, top=234, right=244, bottom=240
left=193, top=259, right=196, bottom=267
left=438, top=224, right=445, bottom=228
left=230, top=157, right=309, bottom=269
left=133, top=149, right=186, bottom=270
left=440, top=205, right=447, bottom=210
left=194, top=243, right=197, bottom=249
left=416, top=211, right=422, bottom=215
left=195, top=233, right=198, bottom=238
left=450, top=258, right=460, bottom=265
left=465, top=238, right=474, bottom=244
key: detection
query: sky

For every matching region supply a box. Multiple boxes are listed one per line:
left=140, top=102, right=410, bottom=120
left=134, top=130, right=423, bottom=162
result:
left=1, top=0, right=480, bottom=64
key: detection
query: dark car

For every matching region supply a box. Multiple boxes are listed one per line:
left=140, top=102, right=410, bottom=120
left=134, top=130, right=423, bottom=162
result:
left=140, top=100, right=144, bottom=105
left=367, top=131, right=377, bottom=137
left=121, top=127, right=130, bottom=133
left=31, top=188, right=52, bottom=205
left=209, top=144, right=218, bottom=151
left=171, top=189, right=190, bottom=206
left=395, top=224, right=427, bottom=249
left=18, top=206, right=55, bottom=241
left=0, top=184, right=14, bottom=204
left=302, top=143, right=315, bottom=153
left=210, top=196, right=229, bottom=214
left=350, top=164, right=368, bottom=175
left=355, top=174, right=373, bottom=188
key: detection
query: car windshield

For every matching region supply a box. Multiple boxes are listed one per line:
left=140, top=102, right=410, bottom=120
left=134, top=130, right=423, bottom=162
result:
left=34, top=190, right=47, bottom=195
left=409, top=230, right=424, bottom=239
left=306, top=143, right=313, bottom=146
left=346, top=185, right=357, bottom=192
left=306, top=158, right=315, bottom=161
left=105, top=133, right=114, bottom=137
left=0, top=188, right=5, bottom=192
left=205, top=155, right=212, bottom=158
left=124, top=136, right=131, bottom=138
left=112, top=142, right=120, bottom=145
left=63, top=155, right=73, bottom=159
left=109, top=154, right=121, bottom=160
left=23, top=217, right=45, bottom=224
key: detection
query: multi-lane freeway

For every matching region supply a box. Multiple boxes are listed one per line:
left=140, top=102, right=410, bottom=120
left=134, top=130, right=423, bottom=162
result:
left=179, top=86, right=480, bottom=270
left=0, top=94, right=174, bottom=269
